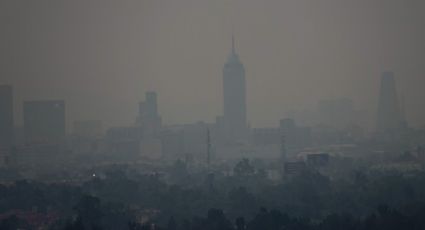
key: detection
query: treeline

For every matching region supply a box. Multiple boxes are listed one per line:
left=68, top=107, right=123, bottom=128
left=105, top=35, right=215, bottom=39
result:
left=65, top=204, right=425, bottom=230
left=1, top=166, right=425, bottom=229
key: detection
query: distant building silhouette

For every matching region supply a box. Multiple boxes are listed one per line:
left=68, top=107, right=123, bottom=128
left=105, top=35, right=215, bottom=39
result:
left=376, top=72, right=405, bottom=135
left=138, top=92, right=162, bottom=136
left=280, top=134, right=287, bottom=164
left=24, top=100, right=66, bottom=143
left=0, top=85, right=14, bottom=148
left=280, top=118, right=311, bottom=151
left=106, top=126, right=143, bottom=159
left=160, top=122, right=215, bottom=161
left=222, top=35, right=247, bottom=141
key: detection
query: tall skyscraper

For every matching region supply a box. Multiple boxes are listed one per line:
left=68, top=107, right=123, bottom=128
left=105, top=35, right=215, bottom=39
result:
left=222, top=35, right=247, bottom=140
left=0, top=85, right=14, bottom=148
left=376, top=72, right=404, bottom=133
left=24, top=100, right=66, bottom=143
left=138, top=92, right=162, bottom=136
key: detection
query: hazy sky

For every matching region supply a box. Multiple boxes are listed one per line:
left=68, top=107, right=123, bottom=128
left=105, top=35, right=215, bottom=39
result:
left=1, top=0, right=425, bottom=130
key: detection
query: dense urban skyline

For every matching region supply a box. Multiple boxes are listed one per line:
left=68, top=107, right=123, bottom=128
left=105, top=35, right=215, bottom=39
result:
left=1, top=0, right=425, bottom=129
left=1, top=2, right=425, bottom=229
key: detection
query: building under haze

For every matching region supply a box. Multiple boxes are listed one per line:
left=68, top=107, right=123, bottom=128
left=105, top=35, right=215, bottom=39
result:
left=24, top=100, right=66, bottom=144
left=376, top=72, right=406, bottom=136
left=0, top=85, right=14, bottom=148
left=222, top=36, right=247, bottom=141
left=138, top=92, right=162, bottom=136
left=280, top=118, right=311, bottom=152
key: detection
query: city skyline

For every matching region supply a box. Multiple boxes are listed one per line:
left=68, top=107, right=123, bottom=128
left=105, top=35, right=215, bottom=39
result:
left=1, top=0, right=425, bottom=129
left=1, top=2, right=425, bottom=229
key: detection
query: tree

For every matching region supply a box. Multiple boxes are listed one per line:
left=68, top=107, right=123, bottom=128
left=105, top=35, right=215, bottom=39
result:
left=74, top=195, right=103, bottom=229
left=0, top=215, right=21, bottom=230
left=167, top=217, right=177, bottom=230
left=236, top=217, right=246, bottom=230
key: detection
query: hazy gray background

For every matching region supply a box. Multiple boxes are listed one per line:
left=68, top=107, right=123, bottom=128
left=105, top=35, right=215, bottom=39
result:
left=1, top=0, right=425, bottom=130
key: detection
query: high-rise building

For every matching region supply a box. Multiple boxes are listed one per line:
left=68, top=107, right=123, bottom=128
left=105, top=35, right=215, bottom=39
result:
left=222, top=35, right=247, bottom=140
left=138, top=92, right=161, bottom=136
left=24, top=100, right=66, bottom=143
left=376, top=72, right=404, bottom=134
left=0, top=85, right=14, bottom=148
